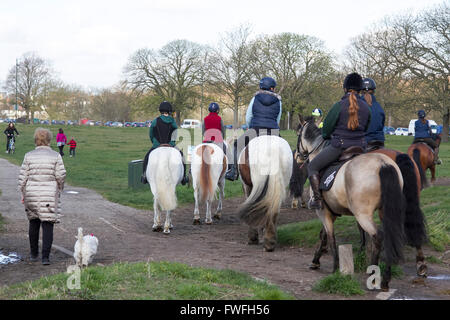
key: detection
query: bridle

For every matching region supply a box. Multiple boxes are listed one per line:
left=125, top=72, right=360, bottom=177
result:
left=296, top=122, right=326, bottom=168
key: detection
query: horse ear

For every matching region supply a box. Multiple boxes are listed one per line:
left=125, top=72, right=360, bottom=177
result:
left=298, top=114, right=305, bottom=126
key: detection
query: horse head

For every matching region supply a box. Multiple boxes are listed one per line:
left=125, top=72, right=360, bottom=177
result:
left=296, top=116, right=323, bottom=163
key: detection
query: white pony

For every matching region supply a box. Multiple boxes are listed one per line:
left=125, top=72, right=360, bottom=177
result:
left=191, top=143, right=227, bottom=224
left=237, top=135, right=293, bottom=252
left=147, top=146, right=184, bottom=234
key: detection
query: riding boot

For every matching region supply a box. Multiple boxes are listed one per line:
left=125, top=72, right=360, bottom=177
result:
left=434, top=147, right=442, bottom=165
left=308, top=174, right=323, bottom=210
left=181, top=162, right=189, bottom=185
left=225, top=143, right=239, bottom=181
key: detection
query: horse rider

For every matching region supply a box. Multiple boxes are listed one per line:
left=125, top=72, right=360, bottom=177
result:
left=4, top=121, right=19, bottom=153
left=312, top=108, right=324, bottom=129
left=413, top=109, right=441, bottom=165
left=225, top=77, right=282, bottom=181
left=307, top=72, right=371, bottom=209
left=202, top=102, right=232, bottom=172
left=141, top=101, right=189, bottom=185
left=361, top=78, right=386, bottom=151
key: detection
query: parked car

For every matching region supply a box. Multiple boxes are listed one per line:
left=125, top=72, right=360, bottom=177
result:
left=40, top=120, right=50, bottom=125
left=145, top=120, right=153, bottom=127
left=67, top=120, right=77, bottom=125
left=124, top=122, right=132, bottom=127
left=395, top=127, right=409, bottom=136
left=383, top=126, right=395, bottom=135
left=0, top=118, right=4, bottom=123
left=224, top=124, right=233, bottom=129
left=111, top=121, right=123, bottom=127
left=104, top=121, right=113, bottom=127
left=180, top=119, right=201, bottom=129
left=241, top=124, right=248, bottom=130
left=132, top=122, right=146, bottom=127
left=95, top=121, right=103, bottom=126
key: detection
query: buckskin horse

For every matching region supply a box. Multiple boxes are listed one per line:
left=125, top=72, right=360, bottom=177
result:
left=408, top=135, right=441, bottom=188
left=237, top=135, right=293, bottom=252
left=296, top=116, right=426, bottom=290
left=290, top=121, right=428, bottom=278
left=191, top=143, right=227, bottom=225
left=146, top=146, right=184, bottom=234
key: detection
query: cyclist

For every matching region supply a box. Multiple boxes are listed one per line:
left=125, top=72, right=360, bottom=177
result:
left=4, top=122, right=19, bottom=153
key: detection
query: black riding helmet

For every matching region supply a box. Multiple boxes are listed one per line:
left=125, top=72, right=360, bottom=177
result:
left=343, top=72, right=363, bottom=91
left=362, top=78, right=376, bottom=91
left=159, top=101, right=173, bottom=113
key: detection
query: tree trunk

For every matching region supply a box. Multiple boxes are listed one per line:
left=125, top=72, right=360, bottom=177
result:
left=442, top=107, right=449, bottom=143
left=233, top=100, right=239, bottom=128
left=176, top=111, right=181, bottom=126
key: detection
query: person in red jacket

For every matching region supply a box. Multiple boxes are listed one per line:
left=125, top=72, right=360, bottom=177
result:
left=202, top=102, right=231, bottom=172
left=68, top=137, right=77, bottom=157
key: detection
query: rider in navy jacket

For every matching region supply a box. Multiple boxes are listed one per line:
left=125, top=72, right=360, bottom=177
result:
left=225, top=77, right=282, bottom=181
left=413, top=110, right=441, bottom=164
left=361, top=78, right=385, bottom=150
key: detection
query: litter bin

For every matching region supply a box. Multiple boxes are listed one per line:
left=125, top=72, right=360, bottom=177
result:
left=128, top=160, right=146, bottom=189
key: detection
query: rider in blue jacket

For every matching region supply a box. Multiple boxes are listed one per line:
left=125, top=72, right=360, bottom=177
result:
left=225, top=77, right=282, bottom=181
left=362, top=78, right=385, bottom=151
left=414, top=110, right=441, bottom=164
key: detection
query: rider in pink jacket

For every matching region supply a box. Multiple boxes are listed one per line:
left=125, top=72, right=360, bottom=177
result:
left=56, top=128, right=67, bottom=156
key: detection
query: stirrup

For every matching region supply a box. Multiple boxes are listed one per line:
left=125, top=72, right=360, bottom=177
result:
left=308, top=198, right=323, bottom=210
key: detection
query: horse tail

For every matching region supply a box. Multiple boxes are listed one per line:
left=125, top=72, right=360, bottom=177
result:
left=412, top=148, right=426, bottom=190
left=395, top=154, right=427, bottom=247
left=199, top=145, right=214, bottom=203
left=154, top=151, right=178, bottom=211
left=289, top=150, right=304, bottom=198
left=379, top=164, right=405, bottom=265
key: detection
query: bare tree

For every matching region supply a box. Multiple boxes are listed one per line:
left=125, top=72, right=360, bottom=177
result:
left=207, top=25, right=254, bottom=127
left=250, top=33, right=337, bottom=129
left=124, top=40, right=205, bottom=124
left=4, top=52, right=55, bottom=122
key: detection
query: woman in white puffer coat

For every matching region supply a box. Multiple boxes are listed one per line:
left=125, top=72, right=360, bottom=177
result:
left=18, top=128, right=66, bottom=265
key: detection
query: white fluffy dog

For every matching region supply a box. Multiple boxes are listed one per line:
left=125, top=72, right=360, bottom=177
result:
left=74, top=227, right=98, bottom=267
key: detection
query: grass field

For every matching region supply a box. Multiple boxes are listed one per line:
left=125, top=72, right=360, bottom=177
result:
left=0, top=261, right=293, bottom=300
left=0, top=124, right=448, bottom=298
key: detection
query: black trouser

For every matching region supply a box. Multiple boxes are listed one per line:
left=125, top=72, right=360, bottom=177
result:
left=58, top=145, right=65, bottom=156
left=413, top=137, right=437, bottom=149
left=70, top=148, right=76, bottom=157
left=29, top=219, right=54, bottom=259
left=142, top=146, right=186, bottom=176
left=307, top=145, right=342, bottom=177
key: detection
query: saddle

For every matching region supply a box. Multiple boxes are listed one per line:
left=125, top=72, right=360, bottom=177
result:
left=319, top=146, right=365, bottom=191
left=158, top=144, right=172, bottom=147
left=413, top=139, right=435, bottom=154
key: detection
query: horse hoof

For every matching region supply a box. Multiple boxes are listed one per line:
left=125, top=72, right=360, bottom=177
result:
left=248, top=239, right=259, bottom=245
left=205, top=220, right=212, bottom=225
left=163, top=229, right=170, bottom=235
left=416, top=262, right=428, bottom=277
left=309, top=263, right=320, bottom=270
left=193, top=219, right=201, bottom=225
left=213, top=214, right=221, bottom=220
left=152, top=226, right=163, bottom=232
left=263, top=246, right=275, bottom=252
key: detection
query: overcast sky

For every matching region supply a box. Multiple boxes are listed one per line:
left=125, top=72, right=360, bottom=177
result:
left=0, top=0, right=444, bottom=89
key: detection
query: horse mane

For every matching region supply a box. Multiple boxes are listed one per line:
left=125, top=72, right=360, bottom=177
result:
left=303, top=116, right=322, bottom=143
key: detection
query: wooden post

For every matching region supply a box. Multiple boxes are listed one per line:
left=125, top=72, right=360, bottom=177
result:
left=339, top=244, right=354, bottom=275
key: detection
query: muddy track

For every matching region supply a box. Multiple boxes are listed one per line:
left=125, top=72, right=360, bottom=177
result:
left=0, top=158, right=449, bottom=300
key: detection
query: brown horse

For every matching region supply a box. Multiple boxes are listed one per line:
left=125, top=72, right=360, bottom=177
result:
left=407, top=136, right=441, bottom=188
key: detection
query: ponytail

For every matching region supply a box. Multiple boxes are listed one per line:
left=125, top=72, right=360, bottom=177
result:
left=347, top=91, right=359, bottom=131
left=364, top=92, right=372, bottom=106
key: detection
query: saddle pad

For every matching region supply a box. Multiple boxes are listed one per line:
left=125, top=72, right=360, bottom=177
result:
left=319, top=162, right=345, bottom=191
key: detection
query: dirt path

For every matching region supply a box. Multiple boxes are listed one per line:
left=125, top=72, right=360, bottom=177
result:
left=0, top=158, right=449, bottom=299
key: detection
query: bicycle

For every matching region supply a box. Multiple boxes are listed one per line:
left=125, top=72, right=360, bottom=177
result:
left=7, top=136, right=15, bottom=154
